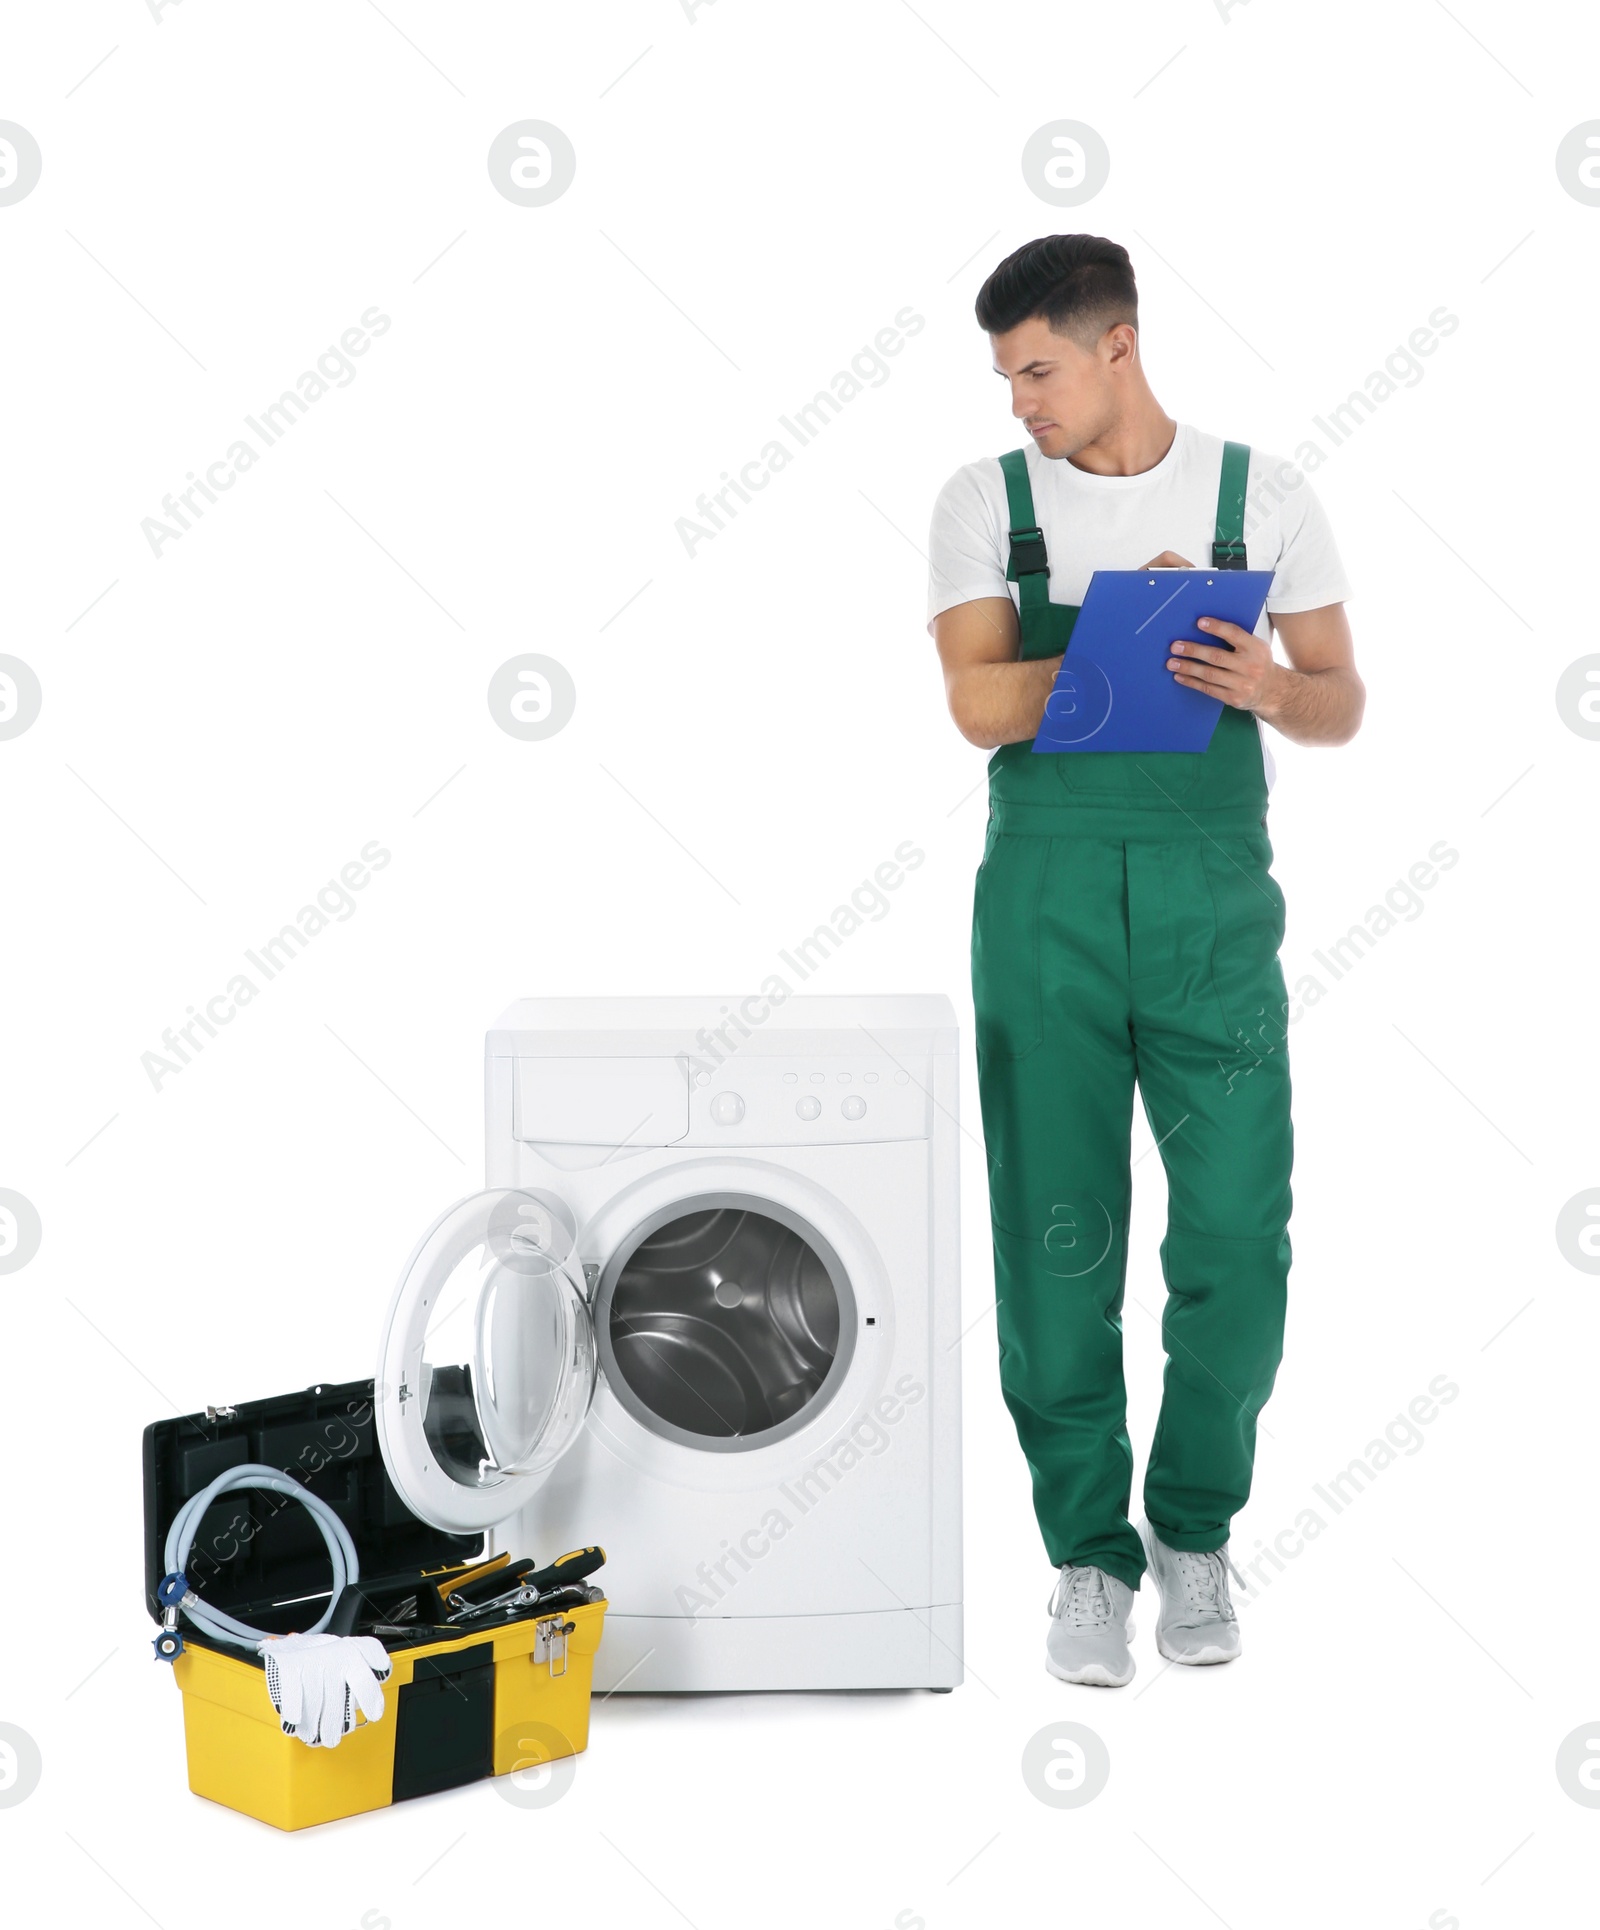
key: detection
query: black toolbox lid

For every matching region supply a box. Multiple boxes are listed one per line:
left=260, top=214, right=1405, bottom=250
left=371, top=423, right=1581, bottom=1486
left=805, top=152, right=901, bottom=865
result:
left=143, top=1376, right=483, bottom=1626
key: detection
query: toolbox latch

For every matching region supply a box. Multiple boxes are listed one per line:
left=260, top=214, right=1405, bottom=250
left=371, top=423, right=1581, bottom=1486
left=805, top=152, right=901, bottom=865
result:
left=534, top=1616, right=577, bottom=1677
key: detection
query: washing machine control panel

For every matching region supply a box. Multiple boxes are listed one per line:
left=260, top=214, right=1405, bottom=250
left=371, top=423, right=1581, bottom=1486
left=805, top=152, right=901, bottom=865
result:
left=684, top=1057, right=929, bottom=1144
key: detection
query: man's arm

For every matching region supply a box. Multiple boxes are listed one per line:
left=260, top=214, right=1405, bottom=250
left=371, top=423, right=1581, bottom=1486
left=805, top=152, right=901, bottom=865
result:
left=933, top=596, right=1058, bottom=749
left=1174, top=600, right=1364, bottom=747
left=934, top=570, right=1364, bottom=753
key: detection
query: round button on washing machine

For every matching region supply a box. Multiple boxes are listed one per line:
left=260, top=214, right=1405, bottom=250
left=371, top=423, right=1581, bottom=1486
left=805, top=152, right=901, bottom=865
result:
left=709, top=1091, right=745, bottom=1126
left=795, top=1096, right=822, bottom=1121
left=841, top=1095, right=867, bottom=1121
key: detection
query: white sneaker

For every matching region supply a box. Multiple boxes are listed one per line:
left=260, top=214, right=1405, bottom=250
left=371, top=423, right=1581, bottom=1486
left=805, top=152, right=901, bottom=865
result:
left=1140, top=1520, right=1244, bottom=1665
left=1045, top=1564, right=1137, bottom=1687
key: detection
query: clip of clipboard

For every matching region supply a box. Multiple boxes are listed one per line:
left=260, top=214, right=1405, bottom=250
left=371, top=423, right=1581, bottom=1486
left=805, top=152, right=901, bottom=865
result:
left=1032, top=568, right=1275, bottom=754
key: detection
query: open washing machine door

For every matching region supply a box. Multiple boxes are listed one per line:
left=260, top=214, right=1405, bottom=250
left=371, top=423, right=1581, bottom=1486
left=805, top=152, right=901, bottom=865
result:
left=375, top=1189, right=596, bottom=1534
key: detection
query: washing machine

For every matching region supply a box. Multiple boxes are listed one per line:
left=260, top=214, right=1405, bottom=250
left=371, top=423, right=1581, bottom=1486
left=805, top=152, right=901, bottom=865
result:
left=374, top=994, right=962, bottom=1692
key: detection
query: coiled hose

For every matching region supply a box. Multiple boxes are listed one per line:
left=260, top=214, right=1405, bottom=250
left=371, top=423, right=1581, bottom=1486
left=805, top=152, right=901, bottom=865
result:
left=160, top=1463, right=360, bottom=1649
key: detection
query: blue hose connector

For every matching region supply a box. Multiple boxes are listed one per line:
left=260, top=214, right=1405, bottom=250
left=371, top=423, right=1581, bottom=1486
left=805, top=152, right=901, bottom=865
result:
left=157, top=1571, right=191, bottom=1610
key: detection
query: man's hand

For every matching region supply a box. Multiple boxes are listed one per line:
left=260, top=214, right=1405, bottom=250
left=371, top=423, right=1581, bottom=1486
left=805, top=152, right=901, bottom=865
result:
left=1142, top=552, right=1285, bottom=714
left=1175, top=602, right=1364, bottom=747
left=1167, top=619, right=1282, bottom=713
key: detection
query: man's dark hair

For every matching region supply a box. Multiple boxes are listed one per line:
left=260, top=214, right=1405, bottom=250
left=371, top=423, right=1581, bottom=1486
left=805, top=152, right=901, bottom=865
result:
left=974, top=235, right=1138, bottom=344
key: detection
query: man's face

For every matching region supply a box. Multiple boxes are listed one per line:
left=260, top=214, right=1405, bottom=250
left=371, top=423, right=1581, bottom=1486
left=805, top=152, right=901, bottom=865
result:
left=990, top=315, right=1124, bottom=459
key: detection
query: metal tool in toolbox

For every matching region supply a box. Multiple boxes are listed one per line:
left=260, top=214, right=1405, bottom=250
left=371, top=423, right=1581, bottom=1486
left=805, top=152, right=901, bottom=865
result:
left=329, top=1546, right=607, bottom=1644
left=443, top=1547, right=606, bottom=1624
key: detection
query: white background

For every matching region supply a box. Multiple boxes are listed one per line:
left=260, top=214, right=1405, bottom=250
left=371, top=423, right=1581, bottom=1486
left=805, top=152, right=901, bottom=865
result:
left=1, top=2, right=1594, bottom=1925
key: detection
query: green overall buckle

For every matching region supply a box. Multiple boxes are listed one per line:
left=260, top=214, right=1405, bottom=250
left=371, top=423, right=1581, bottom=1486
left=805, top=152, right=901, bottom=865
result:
left=1006, top=525, right=1049, bottom=580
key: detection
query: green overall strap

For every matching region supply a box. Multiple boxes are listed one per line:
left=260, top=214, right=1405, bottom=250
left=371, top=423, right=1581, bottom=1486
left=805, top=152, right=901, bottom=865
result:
left=1212, top=440, right=1250, bottom=569
left=998, top=449, right=1051, bottom=618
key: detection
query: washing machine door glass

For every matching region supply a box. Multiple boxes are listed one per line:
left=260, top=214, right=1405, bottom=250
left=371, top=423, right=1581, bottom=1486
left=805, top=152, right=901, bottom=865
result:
left=375, top=1189, right=597, bottom=1533
left=596, top=1196, right=857, bottom=1452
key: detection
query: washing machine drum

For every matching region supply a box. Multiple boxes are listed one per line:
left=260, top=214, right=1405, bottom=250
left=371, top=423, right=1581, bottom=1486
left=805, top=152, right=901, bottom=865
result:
left=597, top=1203, right=852, bottom=1449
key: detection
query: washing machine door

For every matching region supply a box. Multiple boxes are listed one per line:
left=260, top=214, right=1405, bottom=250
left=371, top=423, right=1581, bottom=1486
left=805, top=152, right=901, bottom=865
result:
left=375, top=1189, right=597, bottom=1534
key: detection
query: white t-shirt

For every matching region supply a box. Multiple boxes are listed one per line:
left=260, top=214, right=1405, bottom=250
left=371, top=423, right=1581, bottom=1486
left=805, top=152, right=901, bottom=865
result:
left=925, top=422, right=1352, bottom=792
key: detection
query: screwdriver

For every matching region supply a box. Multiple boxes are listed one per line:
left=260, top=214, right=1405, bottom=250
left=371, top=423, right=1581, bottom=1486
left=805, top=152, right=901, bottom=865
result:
left=526, top=1547, right=606, bottom=1593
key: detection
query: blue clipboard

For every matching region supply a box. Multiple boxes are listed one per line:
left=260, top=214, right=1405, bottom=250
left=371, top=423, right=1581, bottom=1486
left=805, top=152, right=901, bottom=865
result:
left=1032, top=568, right=1275, bottom=754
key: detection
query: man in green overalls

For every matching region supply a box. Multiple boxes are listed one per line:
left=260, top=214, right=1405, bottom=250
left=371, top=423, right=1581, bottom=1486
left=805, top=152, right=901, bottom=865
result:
left=929, top=235, right=1363, bottom=1686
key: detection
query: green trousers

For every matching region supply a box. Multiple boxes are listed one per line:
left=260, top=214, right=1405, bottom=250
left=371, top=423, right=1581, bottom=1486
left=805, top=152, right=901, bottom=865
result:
left=973, top=811, right=1292, bottom=1589
left=973, top=439, right=1293, bottom=1591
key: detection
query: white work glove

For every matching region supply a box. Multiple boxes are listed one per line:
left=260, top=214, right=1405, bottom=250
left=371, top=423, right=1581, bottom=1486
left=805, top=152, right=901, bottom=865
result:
left=258, top=1632, right=392, bottom=1749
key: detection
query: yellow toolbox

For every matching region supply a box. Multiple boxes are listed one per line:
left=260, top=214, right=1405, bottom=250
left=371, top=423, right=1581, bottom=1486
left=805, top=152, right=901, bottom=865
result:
left=144, top=1377, right=606, bottom=1831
